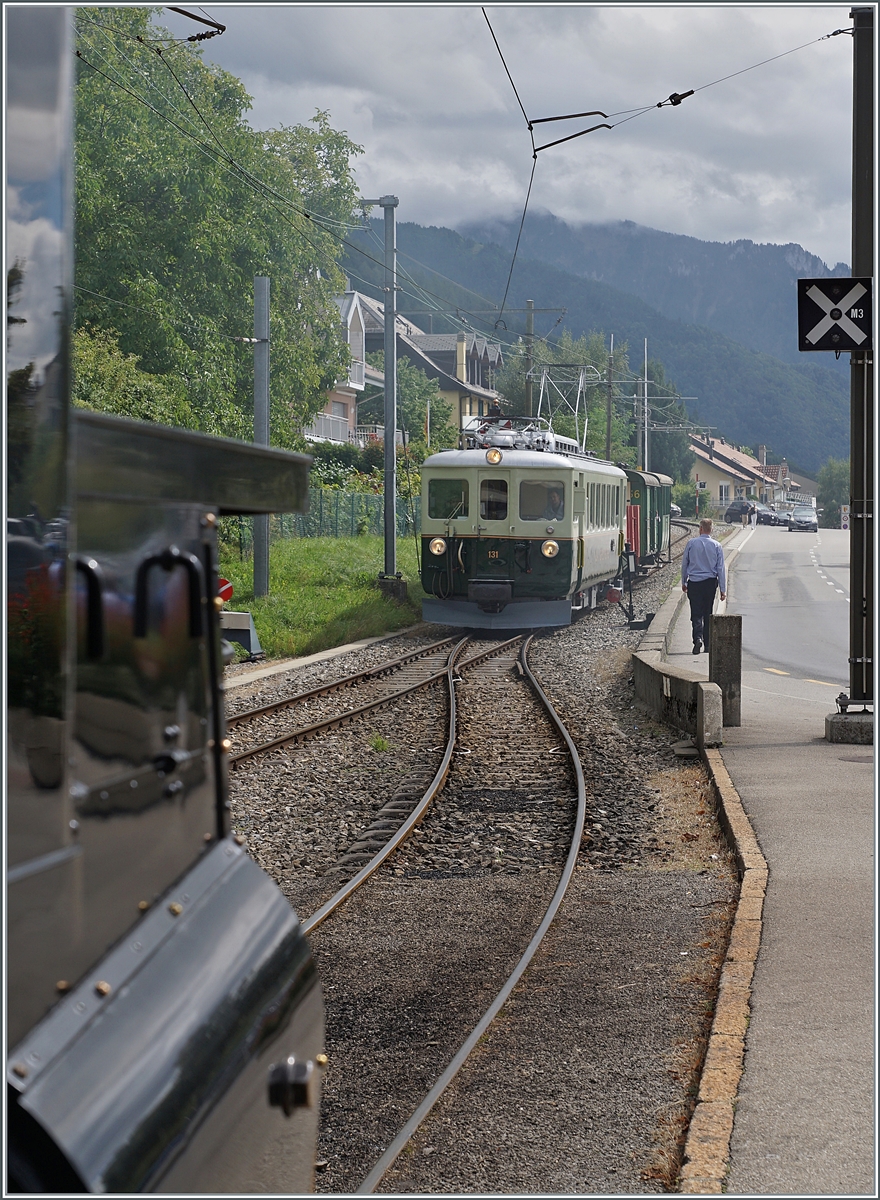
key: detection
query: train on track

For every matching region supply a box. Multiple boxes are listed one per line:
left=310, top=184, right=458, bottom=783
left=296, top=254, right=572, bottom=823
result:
left=420, top=416, right=673, bottom=629
left=6, top=10, right=322, bottom=1192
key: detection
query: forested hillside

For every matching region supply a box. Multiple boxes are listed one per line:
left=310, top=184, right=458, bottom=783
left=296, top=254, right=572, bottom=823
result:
left=344, top=222, right=849, bottom=474
left=460, top=214, right=850, bottom=371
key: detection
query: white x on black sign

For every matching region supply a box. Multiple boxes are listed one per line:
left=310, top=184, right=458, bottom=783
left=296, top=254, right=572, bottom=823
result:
left=798, top=277, right=873, bottom=352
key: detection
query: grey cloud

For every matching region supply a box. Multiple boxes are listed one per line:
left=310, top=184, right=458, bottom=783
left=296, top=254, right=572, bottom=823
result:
left=159, top=4, right=855, bottom=265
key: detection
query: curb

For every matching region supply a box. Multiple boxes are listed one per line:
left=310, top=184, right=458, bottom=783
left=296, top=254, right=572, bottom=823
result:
left=678, top=749, right=767, bottom=1193
left=634, top=544, right=765, bottom=1193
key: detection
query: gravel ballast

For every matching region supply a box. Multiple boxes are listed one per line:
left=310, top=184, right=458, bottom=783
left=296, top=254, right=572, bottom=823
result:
left=225, top=556, right=738, bottom=1193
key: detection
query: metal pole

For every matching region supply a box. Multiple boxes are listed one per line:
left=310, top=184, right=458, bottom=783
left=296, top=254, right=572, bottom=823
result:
left=525, top=299, right=534, bottom=416
left=849, top=6, right=873, bottom=706
left=253, top=275, right=270, bottom=597
left=605, top=335, right=613, bottom=460
left=382, top=196, right=399, bottom=577
left=644, top=338, right=649, bottom=473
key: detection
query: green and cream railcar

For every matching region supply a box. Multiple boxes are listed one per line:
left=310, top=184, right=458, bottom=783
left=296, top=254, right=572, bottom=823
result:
left=421, top=436, right=627, bottom=629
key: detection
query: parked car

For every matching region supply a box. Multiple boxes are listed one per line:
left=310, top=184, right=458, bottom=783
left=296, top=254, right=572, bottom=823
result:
left=788, top=504, right=819, bottom=532
left=754, top=501, right=782, bottom=525
left=723, top=499, right=754, bottom=523
left=670, top=503, right=682, bottom=518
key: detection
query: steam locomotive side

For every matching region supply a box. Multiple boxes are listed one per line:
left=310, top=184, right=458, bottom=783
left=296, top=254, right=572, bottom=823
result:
left=421, top=417, right=627, bottom=628
left=6, top=10, right=322, bottom=1191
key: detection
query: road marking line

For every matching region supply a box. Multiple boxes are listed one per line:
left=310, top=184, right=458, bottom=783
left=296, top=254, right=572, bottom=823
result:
left=836, top=589, right=845, bottom=594
left=743, top=685, right=836, bottom=705
left=764, top=668, right=790, bottom=675
left=804, top=679, right=836, bottom=687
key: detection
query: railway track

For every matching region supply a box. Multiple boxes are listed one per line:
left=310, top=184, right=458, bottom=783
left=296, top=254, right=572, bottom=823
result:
left=226, top=630, right=587, bottom=1191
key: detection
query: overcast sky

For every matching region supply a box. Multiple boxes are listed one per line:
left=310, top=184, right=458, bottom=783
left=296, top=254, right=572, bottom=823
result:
left=158, top=3, right=855, bottom=268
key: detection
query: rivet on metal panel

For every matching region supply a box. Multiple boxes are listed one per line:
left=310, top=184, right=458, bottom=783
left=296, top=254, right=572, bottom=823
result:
left=316, top=1054, right=329, bottom=1068
left=168, top=902, right=183, bottom=916
left=213, top=595, right=224, bottom=611
left=201, top=512, right=217, bottom=527
left=56, top=980, right=70, bottom=993
left=12, top=1064, right=28, bottom=1079
left=138, top=900, right=150, bottom=912
left=220, top=738, right=232, bottom=753
left=68, top=820, right=79, bottom=834
left=204, top=832, right=213, bottom=842
left=234, top=835, right=246, bottom=846
left=94, top=981, right=111, bottom=997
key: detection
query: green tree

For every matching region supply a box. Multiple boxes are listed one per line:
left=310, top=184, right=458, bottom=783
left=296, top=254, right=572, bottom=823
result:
left=817, top=457, right=850, bottom=528
left=644, top=359, right=696, bottom=483
left=72, top=325, right=197, bottom=425
left=74, top=7, right=363, bottom=446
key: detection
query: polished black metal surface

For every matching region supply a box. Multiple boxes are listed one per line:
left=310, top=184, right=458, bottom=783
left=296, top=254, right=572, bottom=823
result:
left=75, top=410, right=312, bottom=515
left=13, top=842, right=323, bottom=1194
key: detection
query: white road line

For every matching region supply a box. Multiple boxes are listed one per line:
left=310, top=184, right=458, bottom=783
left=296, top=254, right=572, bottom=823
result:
left=743, top=684, right=837, bottom=705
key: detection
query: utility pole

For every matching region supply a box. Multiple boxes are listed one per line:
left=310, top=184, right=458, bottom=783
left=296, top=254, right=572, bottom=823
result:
left=848, top=6, right=873, bottom=710
left=605, top=334, right=613, bottom=461
left=363, top=195, right=401, bottom=587
left=643, top=338, right=649, bottom=473
left=525, top=299, right=534, bottom=416
left=253, top=275, right=270, bottom=597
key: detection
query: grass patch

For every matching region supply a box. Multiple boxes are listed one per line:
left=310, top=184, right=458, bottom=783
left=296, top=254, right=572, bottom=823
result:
left=218, top=535, right=426, bottom=659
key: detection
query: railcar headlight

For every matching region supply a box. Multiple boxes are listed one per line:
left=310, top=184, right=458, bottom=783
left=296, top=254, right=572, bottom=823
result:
left=541, top=539, right=560, bottom=558
left=485, top=447, right=503, bottom=464
left=429, top=537, right=447, bottom=556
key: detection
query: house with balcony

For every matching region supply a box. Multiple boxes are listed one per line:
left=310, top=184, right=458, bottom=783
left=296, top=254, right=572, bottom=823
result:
left=303, top=290, right=369, bottom=444
left=304, top=290, right=504, bottom=445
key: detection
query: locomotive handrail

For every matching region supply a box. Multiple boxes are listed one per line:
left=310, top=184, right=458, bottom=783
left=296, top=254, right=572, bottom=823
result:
left=75, top=556, right=105, bottom=660
left=133, top=546, right=205, bottom=639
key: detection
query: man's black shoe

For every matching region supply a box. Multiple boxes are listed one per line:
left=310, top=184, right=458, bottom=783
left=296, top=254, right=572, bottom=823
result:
left=692, top=641, right=701, bottom=655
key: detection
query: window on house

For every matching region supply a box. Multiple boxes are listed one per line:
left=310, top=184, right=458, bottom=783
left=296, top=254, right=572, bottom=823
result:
left=332, top=401, right=348, bottom=419
left=719, top=483, right=730, bottom=504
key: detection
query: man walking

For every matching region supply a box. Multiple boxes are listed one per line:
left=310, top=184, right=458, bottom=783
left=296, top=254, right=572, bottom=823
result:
left=681, top=518, right=727, bottom=654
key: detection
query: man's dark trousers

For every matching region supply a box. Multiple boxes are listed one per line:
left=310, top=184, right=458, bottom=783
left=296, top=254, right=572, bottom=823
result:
left=687, top=577, right=718, bottom=648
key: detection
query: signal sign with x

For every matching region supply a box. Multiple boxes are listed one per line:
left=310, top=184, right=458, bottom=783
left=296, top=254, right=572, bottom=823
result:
left=798, top=277, right=873, bottom=352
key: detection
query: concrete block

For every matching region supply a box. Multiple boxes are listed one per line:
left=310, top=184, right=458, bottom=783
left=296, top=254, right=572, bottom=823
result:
left=697, top=1063, right=744, bottom=1103
left=220, top=610, right=262, bottom=655
left=825, top=712, right=873, bottom=743
left=726, top=919, right=761, bottom=961
left=697, top=681, right=723, bottom=747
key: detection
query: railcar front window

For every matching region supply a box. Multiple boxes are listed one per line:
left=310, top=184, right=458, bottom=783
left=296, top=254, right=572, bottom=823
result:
left=428, top=478, right=469, bottom=519
left=520, top=480, right=565, bottom=521
left=480, top=478, right=508, bottom=521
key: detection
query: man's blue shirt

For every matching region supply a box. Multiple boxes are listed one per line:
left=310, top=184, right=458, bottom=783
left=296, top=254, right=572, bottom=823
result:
left=682, top=534, right=726, bottom=592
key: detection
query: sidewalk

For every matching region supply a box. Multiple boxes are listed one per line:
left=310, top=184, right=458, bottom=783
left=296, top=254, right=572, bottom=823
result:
left=668, top=529, right=875, bottom=1195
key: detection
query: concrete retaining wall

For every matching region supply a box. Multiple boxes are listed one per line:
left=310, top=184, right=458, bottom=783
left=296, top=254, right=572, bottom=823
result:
left=633, top=588, right=723, bottom=748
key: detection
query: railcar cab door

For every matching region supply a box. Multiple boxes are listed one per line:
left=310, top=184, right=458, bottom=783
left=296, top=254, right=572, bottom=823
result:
left=475, top=471, right=509, bottom=576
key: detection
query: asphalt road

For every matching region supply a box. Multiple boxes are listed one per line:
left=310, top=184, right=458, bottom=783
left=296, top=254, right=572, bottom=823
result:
left=714, top=525, right=875, bottom=1196
left=723, top=524, right=850, bottom=690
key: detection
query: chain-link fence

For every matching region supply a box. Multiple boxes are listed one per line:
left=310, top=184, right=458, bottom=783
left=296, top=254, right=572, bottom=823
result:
left=222, top=487, right=421, bottom=557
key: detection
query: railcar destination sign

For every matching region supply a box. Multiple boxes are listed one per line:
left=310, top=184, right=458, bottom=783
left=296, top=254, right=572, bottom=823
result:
left=797, top=277, right=873, bottom=352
